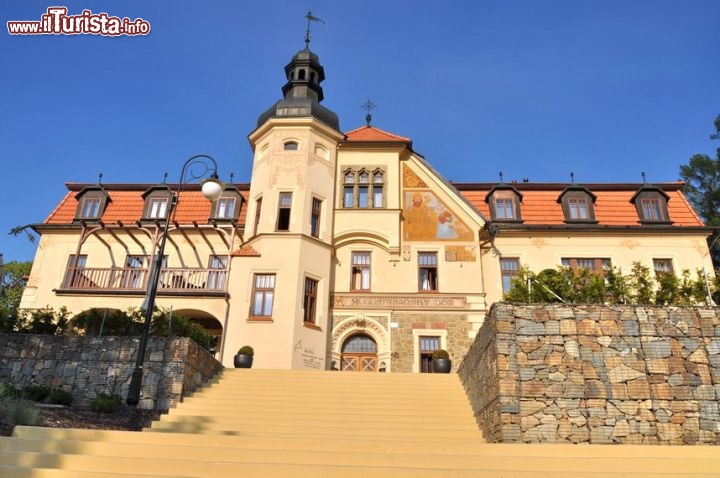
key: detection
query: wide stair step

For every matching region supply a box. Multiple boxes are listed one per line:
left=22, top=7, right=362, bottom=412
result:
left=0, top=369, right=718, bottom=477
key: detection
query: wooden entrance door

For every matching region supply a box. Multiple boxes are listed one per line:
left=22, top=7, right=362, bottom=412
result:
left=341, top=334, right=378, bottom=372
left=341, top=354, right=377, bottom=372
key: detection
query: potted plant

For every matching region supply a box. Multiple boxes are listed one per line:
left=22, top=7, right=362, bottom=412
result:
left=234, top=345, right=254, bottom=368
left=431, top=349, right=451, bottom=373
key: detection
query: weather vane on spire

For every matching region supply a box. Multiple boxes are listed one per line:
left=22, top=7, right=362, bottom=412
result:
left=361, top=99, right=376, bottom=126
left=305, top=11, right=325, bottom=48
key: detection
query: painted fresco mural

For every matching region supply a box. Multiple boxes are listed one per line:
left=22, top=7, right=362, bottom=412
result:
left=402, top=165, right=474, bottom=242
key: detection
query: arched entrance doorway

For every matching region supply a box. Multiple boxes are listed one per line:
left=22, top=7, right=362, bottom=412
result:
left=340, top=334, right=378, bottom=372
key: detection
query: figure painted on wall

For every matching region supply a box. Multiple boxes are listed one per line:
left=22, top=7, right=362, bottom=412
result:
left=403, top=190, right=473, bottom=241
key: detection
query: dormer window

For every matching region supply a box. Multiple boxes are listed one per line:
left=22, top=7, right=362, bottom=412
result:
left=148, top=198, right=169, bottom=219
left=74, top=187, right=109, bottom=221
left=215, top=197, right=235, bottom=219
left=80, top=198, right=101, bottom=218
left=558, top=186, right=597, bottom=223
left=631, top=187, right=671, bottom=223
left=486, top=186, right=522, bottom=222
left=211, top=188, right=242, bottom=221
left=641, top=198, right=661, bottom=220
left=568, top=198, right=589, bottom=220
left=141, top=187, right=173, bottom=221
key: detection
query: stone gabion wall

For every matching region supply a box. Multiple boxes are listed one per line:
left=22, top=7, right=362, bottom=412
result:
left=0, top=335, right=222, bottom=410
left=458, top=304, right=720, bottom=445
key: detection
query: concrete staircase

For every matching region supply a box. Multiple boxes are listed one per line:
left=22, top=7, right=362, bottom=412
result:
left=0, top=369, right=718, bottom=477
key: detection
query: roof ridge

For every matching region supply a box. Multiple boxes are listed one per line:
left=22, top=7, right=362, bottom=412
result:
left=344, top=125, right=410, bottom=142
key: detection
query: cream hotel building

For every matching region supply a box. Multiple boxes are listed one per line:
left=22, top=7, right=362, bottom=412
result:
left=20, top=44, right=713, bottom=373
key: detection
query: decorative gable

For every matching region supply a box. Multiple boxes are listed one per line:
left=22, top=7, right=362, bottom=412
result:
left=401, top=164, right=474, bottom=242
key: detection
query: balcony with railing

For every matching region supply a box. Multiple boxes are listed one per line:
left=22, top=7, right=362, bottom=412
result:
left=59, top=267, right=228, bottom=296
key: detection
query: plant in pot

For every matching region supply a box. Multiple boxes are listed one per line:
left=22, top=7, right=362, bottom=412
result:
left=234, top=345, right=254, bottom=368
left=431, top=349, right=451, bottom=373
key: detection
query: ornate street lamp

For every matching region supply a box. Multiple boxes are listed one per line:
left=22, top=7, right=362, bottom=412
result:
left=126, top=154, right=224, bottom=407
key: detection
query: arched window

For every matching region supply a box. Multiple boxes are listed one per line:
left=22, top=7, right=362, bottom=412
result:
left=342, top=334, right=378, bottom=353
left=298, top=69, right=306, bottom=80
left=284, top=141, right=299, bottom=151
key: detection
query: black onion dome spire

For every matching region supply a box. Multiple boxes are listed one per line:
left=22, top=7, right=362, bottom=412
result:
left=257, top=47, right=340, bottom=131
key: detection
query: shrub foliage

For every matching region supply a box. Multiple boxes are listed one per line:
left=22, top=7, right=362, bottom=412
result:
left=504, top=262, right=715, bottom=305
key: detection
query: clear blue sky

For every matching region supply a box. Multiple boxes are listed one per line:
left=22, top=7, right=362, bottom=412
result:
left=1, top=1, right=719, bottom=262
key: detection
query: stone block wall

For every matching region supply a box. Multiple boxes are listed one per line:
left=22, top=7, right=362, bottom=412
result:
left=0, top=335, right=223, bottom=410
left=391, top=312, right=473, bottom=373
left=458, top=304, right=720, bottom=445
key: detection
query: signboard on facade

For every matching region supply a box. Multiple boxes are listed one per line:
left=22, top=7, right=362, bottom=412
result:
left=332, top=294, right=468, bottom=310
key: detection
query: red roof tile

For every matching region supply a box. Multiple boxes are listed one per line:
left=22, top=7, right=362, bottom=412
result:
left=344, top=125, right=411, bottom=143
left=230, top=244, right=261, bottom=257
left=45, top=184, right=250, bottom=226
left=459, top=184, right=704, bottom=227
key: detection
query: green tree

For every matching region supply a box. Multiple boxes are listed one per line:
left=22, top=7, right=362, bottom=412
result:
left=679, top=114, right=720, bottom=266
left=0, top=260, right=32, bottom=332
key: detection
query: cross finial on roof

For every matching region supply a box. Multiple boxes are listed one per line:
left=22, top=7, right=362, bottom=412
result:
left=499, top=171, right=504, bottom=183
left=305, top=11, right=325, bottom=48
left=361, top=99, right=376, bottom=126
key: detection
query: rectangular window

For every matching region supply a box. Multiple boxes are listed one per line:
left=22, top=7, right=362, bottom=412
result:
left=418, top=252, right=438, bottom=291
left=494, top=198, right=515, bottom=220
left=561, top=258, right=611, bottom=272
left=63, top=254, right=88, bottom=287
left=276, top=192, right=292, bottom=231
left=80, top=198, right=101, bottom=218
left=568, top=198, right=589, bottom=220
left=207, top=255, right=228, bottom=289
left=641, top=198, right=662, bottom=221
left=500, top=258, right=520, bottom=293
left=254, top=197, right=262, bottom=234
left=122, top=255, right=149, bottom=288
left=343, top=186, right=354, bottom=208
left=148, top=198, right=169, bottom=219
left=358, top=186, right=369, bottom=208
left=372, top=172, right=384, bottom=208
left=303, top=277, right=318, bottom=324
left=653, top=258, right=674, bottom=276
left=311, top=197, right=321, bottom=238
left=342, top=169, right=385, bottom=209
left=419, top=336, right=441, bottom=373
left=351, top=252, right=371, bottom=291
left=251, top=274, right=275, bottom=318
left=215, top=198, right=235, bottom=219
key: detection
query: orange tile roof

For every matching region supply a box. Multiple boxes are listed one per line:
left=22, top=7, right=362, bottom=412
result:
left=42, top=182, right=703, bottom=230
left=45, top=184, right=250, bottom=226
left=230, top=244, right=261, bottom=257
left=344, top=125, right=411, bottom=143
left=458, top=183, right=704, bottom=227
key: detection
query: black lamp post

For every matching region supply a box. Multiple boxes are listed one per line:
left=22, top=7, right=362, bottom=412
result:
left=126, top=154, right=224, bottom=407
